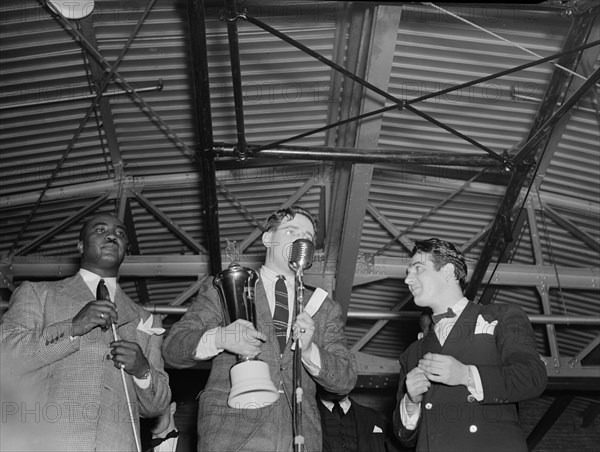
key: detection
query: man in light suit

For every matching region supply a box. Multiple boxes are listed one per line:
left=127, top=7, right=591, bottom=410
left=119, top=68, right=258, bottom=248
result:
left=393, top=238, right=547, bottom=452
left=0, top=214, right=171, bottom=451
left=162, top=206, right=358, bottom=452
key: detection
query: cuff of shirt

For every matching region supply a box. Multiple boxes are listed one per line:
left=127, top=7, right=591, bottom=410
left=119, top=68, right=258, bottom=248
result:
left=194, top=327, right=224, bottom=360
left=301, top=342, right=322, bottom=376
left=134, top=374, right=152, bottom=389
left=467, top=365, right=484, bottom=401
left=400, top=394, right=421, bottom=430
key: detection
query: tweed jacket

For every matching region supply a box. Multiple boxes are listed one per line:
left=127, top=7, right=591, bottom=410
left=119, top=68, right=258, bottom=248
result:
left=0, top=273, right=171, bottom=452
left=393, top=301, right=547, bottom=452
left=162, top=278, right=358, bottom=452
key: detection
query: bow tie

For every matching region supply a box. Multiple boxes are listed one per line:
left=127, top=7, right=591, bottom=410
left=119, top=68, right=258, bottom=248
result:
left=148, top=429, right=179, bottom=448
left=432, top=307, right=456, bottom=324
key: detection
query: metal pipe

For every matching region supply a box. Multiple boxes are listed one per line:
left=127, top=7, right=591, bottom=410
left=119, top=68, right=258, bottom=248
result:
left=1, top=300, right=597, bottom=325
left=223, top=0, right=248, bottom=160
left=214, top=144, right=500, bottom=167
left=132, top=305, right=600, bottom=324
left=0, top=80, right=163, bottom=110
left=188, top=0, right=222, bottom=276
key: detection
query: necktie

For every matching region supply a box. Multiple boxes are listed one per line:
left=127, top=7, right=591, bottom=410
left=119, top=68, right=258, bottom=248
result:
left=148, top=429, right=179, bottom=448
left=273, top=276, right=289, bottom=354
left=332, top=401, right=345, bottom=420
left=96, top=278, right=110, bottom=301
left=432, top=307, right=456, bottom=324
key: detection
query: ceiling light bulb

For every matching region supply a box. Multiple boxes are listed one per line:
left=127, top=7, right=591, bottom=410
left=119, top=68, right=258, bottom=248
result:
left=46, top=0, right=95, bottom=20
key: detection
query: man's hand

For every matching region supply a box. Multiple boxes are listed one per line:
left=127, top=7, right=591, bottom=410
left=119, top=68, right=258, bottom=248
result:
left=109, top=340, right=150, bottom=378
left=214, top=319, right=266, bottom=358
left=405, top=366, right=430, bottom=405
left=418, top=352, right=469, bottom=387
left=71, top=300, right=118, bottom=337
left=292, top=311, right=316, bottom=356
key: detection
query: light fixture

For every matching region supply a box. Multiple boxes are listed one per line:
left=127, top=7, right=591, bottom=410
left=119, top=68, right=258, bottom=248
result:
left=46, top=0, right=95, bottom=20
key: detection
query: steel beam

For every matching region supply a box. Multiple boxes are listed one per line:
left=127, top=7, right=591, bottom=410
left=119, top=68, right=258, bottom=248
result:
left=214, top=144, right=500, bottom=166
left=2, top=256, right=599, bottom=290
left=467, top=14, right=600, bottom=302
left=527, top=395, right=574, bottom=450
left=188, top=0, right=222, bottom=275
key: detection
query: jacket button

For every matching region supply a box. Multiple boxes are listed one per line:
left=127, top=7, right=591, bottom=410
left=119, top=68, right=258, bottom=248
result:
left=425, top=403, right=433, bottom=410
left=469, top=425, right=477, bottom=433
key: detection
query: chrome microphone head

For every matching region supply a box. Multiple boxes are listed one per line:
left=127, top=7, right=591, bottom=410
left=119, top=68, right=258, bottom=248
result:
left=289, top=238, right=315, bottom=272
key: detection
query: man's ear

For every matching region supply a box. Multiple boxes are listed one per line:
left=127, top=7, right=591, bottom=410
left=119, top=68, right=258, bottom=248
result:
left=77, top=241, right=84, bottom=254
left=442, top=263, right=455, bottom=281
left=262, top=230, right=273, bottom=248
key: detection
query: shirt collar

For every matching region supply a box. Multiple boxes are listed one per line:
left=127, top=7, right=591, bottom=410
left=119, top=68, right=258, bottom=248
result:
left=260, top=265, right=278, bottom=285
left=260, top=265, right=292, bottom=288
left=79, top=268, right=117, bottom=299
left=450, top=297, right=469, bottom=316
left=320, top=396, right=351, bottom=413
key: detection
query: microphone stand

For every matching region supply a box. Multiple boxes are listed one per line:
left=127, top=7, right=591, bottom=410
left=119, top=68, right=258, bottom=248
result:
left=293, top=267, right=305, bottom=452
left=98, top=283, right=141, bottom=452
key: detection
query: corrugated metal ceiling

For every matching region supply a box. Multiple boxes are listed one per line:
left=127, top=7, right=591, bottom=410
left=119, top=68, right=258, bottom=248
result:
left=1, top=0, right=599, bottom=435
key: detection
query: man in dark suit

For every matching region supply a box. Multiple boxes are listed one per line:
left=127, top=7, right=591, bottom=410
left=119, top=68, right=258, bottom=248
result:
left=162, top=206, right=358, bottom=452
left=0, top=214, right=171, bottom=451
left=393, top=238, right=547, bottom=452
left=317, top=387, right=388, bottom=452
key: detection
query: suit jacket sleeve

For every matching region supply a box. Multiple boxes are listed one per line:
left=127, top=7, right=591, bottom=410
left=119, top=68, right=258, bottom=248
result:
left=392, top=349, right=420, bottom=448
left=310, top=296, right=358, bottom=395
left=477, top=304, right=547, bottom=404
left=0, top=281, right=79, bottom=373
left=133, top=311, right=172, bottom=418
left=162, top=283, right=224, bottom=368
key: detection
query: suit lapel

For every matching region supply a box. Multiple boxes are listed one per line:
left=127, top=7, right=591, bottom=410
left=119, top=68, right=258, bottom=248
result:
left=421, top=328, right=442, bottom=355
left=114, top=287, right=142, bottom=341
left=254, top=280, right=281, bottom=362
left=55, top=274, right=95, bottom=318
left=351, top=401, right=374, bottom=451
left=114, top=287, right=140, bottom=325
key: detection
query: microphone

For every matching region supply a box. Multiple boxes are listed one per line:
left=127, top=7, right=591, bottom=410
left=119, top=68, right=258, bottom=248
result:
left=289, top=238, right=315, bottom=272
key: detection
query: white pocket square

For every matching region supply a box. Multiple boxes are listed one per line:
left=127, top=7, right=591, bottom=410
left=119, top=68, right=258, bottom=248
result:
left=373, top=425, right=383, bottom=433
left=137, top=315, right=165, bottom=336
left=474, top=315, right=498, bottom=335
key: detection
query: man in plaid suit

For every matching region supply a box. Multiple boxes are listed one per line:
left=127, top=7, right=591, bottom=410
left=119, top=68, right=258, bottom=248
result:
left=0, top=214, right=171, bottom=451
left=162, top=206, right=357, bottom=452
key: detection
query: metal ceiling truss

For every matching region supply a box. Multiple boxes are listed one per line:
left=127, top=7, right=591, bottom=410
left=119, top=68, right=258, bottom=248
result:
left=3, top=0, right=598, bottom=363
left=469, top=10, right=600, bottom=303
left=2, top=4, right=598, bottom=442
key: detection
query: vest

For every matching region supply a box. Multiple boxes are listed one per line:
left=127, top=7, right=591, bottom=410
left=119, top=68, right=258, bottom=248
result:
left=321, top=404, right=358, bottom=452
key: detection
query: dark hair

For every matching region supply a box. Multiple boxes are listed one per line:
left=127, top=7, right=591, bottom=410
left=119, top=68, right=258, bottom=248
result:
left=411, top=238, right=467, bottom=291
left=263, top=206, right=318, bottom=237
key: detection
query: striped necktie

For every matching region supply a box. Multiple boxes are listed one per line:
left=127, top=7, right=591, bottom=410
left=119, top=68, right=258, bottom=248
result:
left=273, top=275, right=289, bottom=354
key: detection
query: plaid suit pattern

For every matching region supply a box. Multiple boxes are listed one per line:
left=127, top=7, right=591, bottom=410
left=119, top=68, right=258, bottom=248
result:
left=0, top=273, right=171, bottom=452
left=163, top=279, right=358, bottom=452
